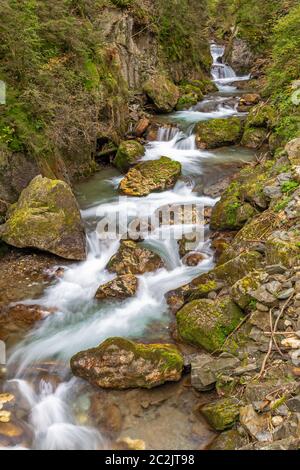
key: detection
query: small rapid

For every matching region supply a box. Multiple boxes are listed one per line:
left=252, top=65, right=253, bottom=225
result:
left=3, top=43, right=253, bottom=450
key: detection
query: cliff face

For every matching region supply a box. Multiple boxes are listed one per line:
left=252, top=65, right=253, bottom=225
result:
left=0, top=0, right=211, bottom=204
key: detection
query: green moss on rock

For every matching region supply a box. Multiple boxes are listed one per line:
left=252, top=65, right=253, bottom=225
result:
left=176, top=296, right=244, bottom=352
left=0, top=175, right=86, bottom=260
left=143, top=76, right=180, bottom=113
left=107, top=240, right=164, bottom=275
left=265, top=238, right=300, bottom=268
left=119, top=157, right=181, bottom=196
left=114, top=140, right=144, bottom=173
left=195, top=117, right=243, bottom=149
left=241, top=127, right=268, bottom=149
left=70, top=337, right=184, bottom=389
left=201, top=398, right=240, bottom=431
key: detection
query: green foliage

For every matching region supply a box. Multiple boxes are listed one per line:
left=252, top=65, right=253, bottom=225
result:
left=157, top=0, right=211, bottom=70
left=281, top=180, right=299, bottom=194
left=267, top=3, right=300, bottom=90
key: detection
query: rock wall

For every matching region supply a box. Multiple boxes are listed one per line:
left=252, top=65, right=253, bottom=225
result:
left=0, top=0, right=211, bottom=206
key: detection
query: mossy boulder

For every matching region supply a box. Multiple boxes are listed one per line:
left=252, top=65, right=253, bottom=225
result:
left=176, top=296, right=244, bottom=352
left=201, top=398, right=240, bottom=431
left=195, top=117, right=243, bottom=149
left=70, top=337, right=184, bottom=389
left=241, top=127, right=268, bottom=149
left=95, top=274, right=138, bottom=300
left=143, top=76, right=180, bottom=113
left=246, top=103, right=277, bottom=129
left=176, top=93, right=199, bottom=111
left=107, top=240, right=163, bottom=275
left=211, top=196, right=257, bottom=230
left=0, top=176, right=86, bottom=260
left=114, top=140, right=144, bottom=173
left=119, top=157, right=181, bottom=197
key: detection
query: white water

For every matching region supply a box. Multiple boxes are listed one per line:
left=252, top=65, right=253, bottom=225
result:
left=3, top=43, right=252, bottom=450
left=210, top=42, right=250, bottom=92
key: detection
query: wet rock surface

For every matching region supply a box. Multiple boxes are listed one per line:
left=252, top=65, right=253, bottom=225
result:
left=107, top=240, right=164, bottom=275
left=119, top=157, right=181, bottom=197
left=71, top=337, right=184, bottom=389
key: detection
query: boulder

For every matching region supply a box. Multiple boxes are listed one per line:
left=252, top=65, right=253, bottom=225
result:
left=176, top=296, right=244, bottom=352
left=211, top=197, right=257, bottom=230
left=176, top=93, right=199, bottom=111
left=265, top=236, right=300, bottom=268
left=231, top=271, right=268, bottom=309
left=238, top=93, right=261, bottom=107
left=241, top=127, right=268, bottom=149
left=245, top=103, right=276, bottom=129
left=240, top=405, right=272, bottom=442
left=114, top=140, right=144, bottom=173
left=70, top=337, right=184, bottom=389
left=143, top=76, right=180, bottom=113
left=200, top=398, right=240, bottom=431
left=191, top=353, right=240, bottom=391
left=107, top=240, right=163, bottom=275
left=0, top=176, right=86, bottom=260
left=134, top=118, right=150, bottom=137
left=95, top=274, right=138, bottom=300
left=285, top=138, right=300, bottom=165
left=119, top=157, right=181, bottom=197
left=195, top=117, right=243, bottom=149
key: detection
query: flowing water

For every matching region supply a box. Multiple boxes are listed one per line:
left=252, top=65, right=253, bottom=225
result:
left=1, top=44, right=254, bottom=450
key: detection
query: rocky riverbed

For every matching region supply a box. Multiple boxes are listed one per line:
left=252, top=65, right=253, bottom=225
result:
left=0, top=35, right=300, bottom=451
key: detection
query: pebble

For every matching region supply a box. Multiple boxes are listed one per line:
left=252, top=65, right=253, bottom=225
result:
left=271, top=416, right=284, bottom=428
left=265, top=265, right=286, bottom=274
left=256, top=302, right=269, bottom=312
left=277, top=288, right=295, bottom=300
left=282, top=281, right=293, bottom=289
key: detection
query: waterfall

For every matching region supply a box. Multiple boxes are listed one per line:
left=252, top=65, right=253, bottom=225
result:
left=210, top=42, right=250, bottom=91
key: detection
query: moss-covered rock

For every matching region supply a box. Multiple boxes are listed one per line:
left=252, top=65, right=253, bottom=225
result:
left=70, top=337, right=184, bottom=389
left=200, top=398, right=240, bottom=431
left=232, top=210, right=282, bottom=249
left=114, top=140, right=144, bottom=173
left=176, top=93, right=199, bottom=111
left=95, top=274, right=138, bottom=300
left=119, top=157, right=181, bottom=197
left=166, top=251, right=263, bottom=312
left=0, top=176, right=86, bottom=260
left=143, top=76, right=180, bottom=113
left=195, top=117, right=243, bottom=149
left=245, top=103, right=277, bottom=129
left=265, top=237, right=300, bottom=268
left=231, top=271, right=268, bottom=309
left=211, top=196, right=257, bottom=230
left=107, top=240, right=164, bottom=275
left=176, top=296, right=244, bottom=352
left=241, top=127, right=268, bottom=149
